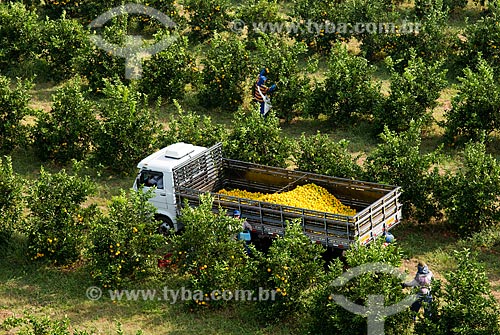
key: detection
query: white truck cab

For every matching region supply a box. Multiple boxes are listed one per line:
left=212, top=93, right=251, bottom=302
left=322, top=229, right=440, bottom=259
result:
left=133, top=142, right=208, bottom=233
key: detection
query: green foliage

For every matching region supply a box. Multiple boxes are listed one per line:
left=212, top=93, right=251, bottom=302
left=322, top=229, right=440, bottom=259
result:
left=336, top=240, right=413, bottom=335
left=437, top=140, right=500, bottom=235
left=168, top=194, right=256, bottom=308
left=361, top=11, right=451, bottom=67
left=33, top=0, right=124, bottom=20
left=1, top=313, right=144, bottom=335
left=365, top=121, right=443, bottom=221
left=443, top=0, right=468, bottom=11
left=439, top=249, right=500, bottom=335
left=256, top=219, right=325, bottom=322
left=309, top=43, right=382, bottom=124
left=72, top=18, right=127, bottom=93
left=185, top=0, right=230, bottom=41
left=459, top=13, right=500, bottom=72
left=0, top=3, right=42, bottom=78
left=307, top=239, right=413, bottom=335
left=443, top=57, right=500, bottom=143
left=294, top=131, right=362, bottom=179
left=0, top=156, right=23, bottom=247
left=199, top=33, right=251, bottom=111
left=139, top=35, right=200, bottom=102
left=340, top=0, right=397, bottom=23
left=290, top=0, right=353, bottom=52
left=33, top=76, right=97, bottom=163
left=0, top=75, right=32, bottom=153
left=93, top=81, right=162, bottom=174
left=160, top=101, right=227, bottom=148
left=1, top=314, right=93, bottom=335
left=253, top=35, right=314, bottom=122
left=26, top=168, right=97, bottom=265
left=236, top=0, right=282, bottom=42
left=224, top=110, right=294, bottom=168
left=87, top=188, right=165, bottom=289
left=374, top=52, right=447, bottom=132
left=303, top=260, right=344, bottom=335
left=39, top=16, right=88, bottom=82
left=415, top=0, right=465, bottom=18
left=472, top=0, right=500, bottom=8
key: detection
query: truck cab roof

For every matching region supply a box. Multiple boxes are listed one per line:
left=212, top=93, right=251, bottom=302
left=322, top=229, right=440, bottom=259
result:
left=137, top=142, right=207, bottom=172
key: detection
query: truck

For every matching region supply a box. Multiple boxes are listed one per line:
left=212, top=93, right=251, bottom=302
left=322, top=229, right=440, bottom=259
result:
left=133, top=142, right=403, bottom=249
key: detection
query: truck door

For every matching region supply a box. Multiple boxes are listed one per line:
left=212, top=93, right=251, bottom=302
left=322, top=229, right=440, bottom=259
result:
left=137, top=170, right=168, bottom=211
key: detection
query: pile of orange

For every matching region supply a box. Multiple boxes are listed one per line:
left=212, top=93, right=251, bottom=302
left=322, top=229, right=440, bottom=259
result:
left=218, top=183, right=356, bottom=216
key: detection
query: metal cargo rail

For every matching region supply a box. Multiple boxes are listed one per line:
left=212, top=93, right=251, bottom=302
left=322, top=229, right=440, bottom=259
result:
left=173, top=143, right=402, bottom=248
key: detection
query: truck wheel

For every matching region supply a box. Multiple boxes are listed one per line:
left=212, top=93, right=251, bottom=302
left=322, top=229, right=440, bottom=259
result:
left=156, top=215, right=174, bottom=236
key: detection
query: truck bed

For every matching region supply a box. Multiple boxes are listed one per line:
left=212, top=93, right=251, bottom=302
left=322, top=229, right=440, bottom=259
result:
left=173, top=143, right=402, bottom=248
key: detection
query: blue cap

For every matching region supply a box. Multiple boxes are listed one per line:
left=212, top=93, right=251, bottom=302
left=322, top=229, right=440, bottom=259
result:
left=385, top=232, right=394, bottom=243
left=417, top=264, right=429, bottom=275
left=233, top=210, right=241, bottom=216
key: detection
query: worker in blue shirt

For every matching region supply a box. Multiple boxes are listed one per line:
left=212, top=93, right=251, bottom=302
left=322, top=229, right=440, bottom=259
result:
left=253, top=68, right=277, bottom=116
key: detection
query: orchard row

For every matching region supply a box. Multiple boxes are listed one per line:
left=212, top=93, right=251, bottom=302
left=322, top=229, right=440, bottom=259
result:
left=1, top=74, right=500, bottom=242
left=3, top=2, right=500, bottom=140
left=0, top=156, right=499, bottom=334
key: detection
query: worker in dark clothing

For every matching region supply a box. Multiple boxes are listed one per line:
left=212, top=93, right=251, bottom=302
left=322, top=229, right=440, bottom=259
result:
left=253, top=68, right=277, bottom=116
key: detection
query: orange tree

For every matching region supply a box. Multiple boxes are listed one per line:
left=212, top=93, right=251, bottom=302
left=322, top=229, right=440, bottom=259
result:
left=236, top=0, right=283, bottom=42
left=293, top=131, right=363, bottom=179
left=443, top=57, right=500, bottom=143
left=0, top=3, right=42, bottom=78
left=364, top=121, right=443, bottom=222
left=184, top=0, right=230, bottom=41
left=160, top=101, right=227, bottom=148
left=458, top=10, right=500, bottom=72
left=167, top=194, right=257, bottom=309
left=224, top=110, right=295, bottom=168
left=416, top=249, right=500, bottom=335
left=139, top=35, right=200, bottom=102
left=374, top=51, right=447, bottom=133
left=0, top=76, right=32, bottom=153
left=252, top=34, right=314, bottom=122
left=436, top=140, right=500, bottom=235
left=289, top=0, right=342, bottom=52
left=306, top=239, right=413, bottom=335
left=31, top=0, right=123, bottom=20
left=0, top=156, right=23, bottom=248
left=92, top=80, right=162, bottom=174
left=33, top=76, right=97, bottom=163
left=86, top=189, right=165, bottom=289
left=25, top=168, right=98, bottom=265
left=199, top=33, right=251, bottom=111
left=308, top=43, right=382, bottom=124
left=72, top=17, right=127, bottom=93
left=38, top=16, right=88, bottom=82
left=360, top=10, right=452, bottom=69
left=255, top=219, right=325, bottom=323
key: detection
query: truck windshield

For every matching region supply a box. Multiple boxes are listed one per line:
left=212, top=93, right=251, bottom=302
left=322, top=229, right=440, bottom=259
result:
left=138, top=170, right=164, bottom=189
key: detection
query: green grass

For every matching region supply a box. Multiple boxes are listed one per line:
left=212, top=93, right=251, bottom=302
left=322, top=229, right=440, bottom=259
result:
left=393, top=221, right=500, bottom=301
left=5, top=4, right=500, bottom=330
left=3, top=222, right=500, bottom=333
left=0, top=235, right=296, bottom=334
